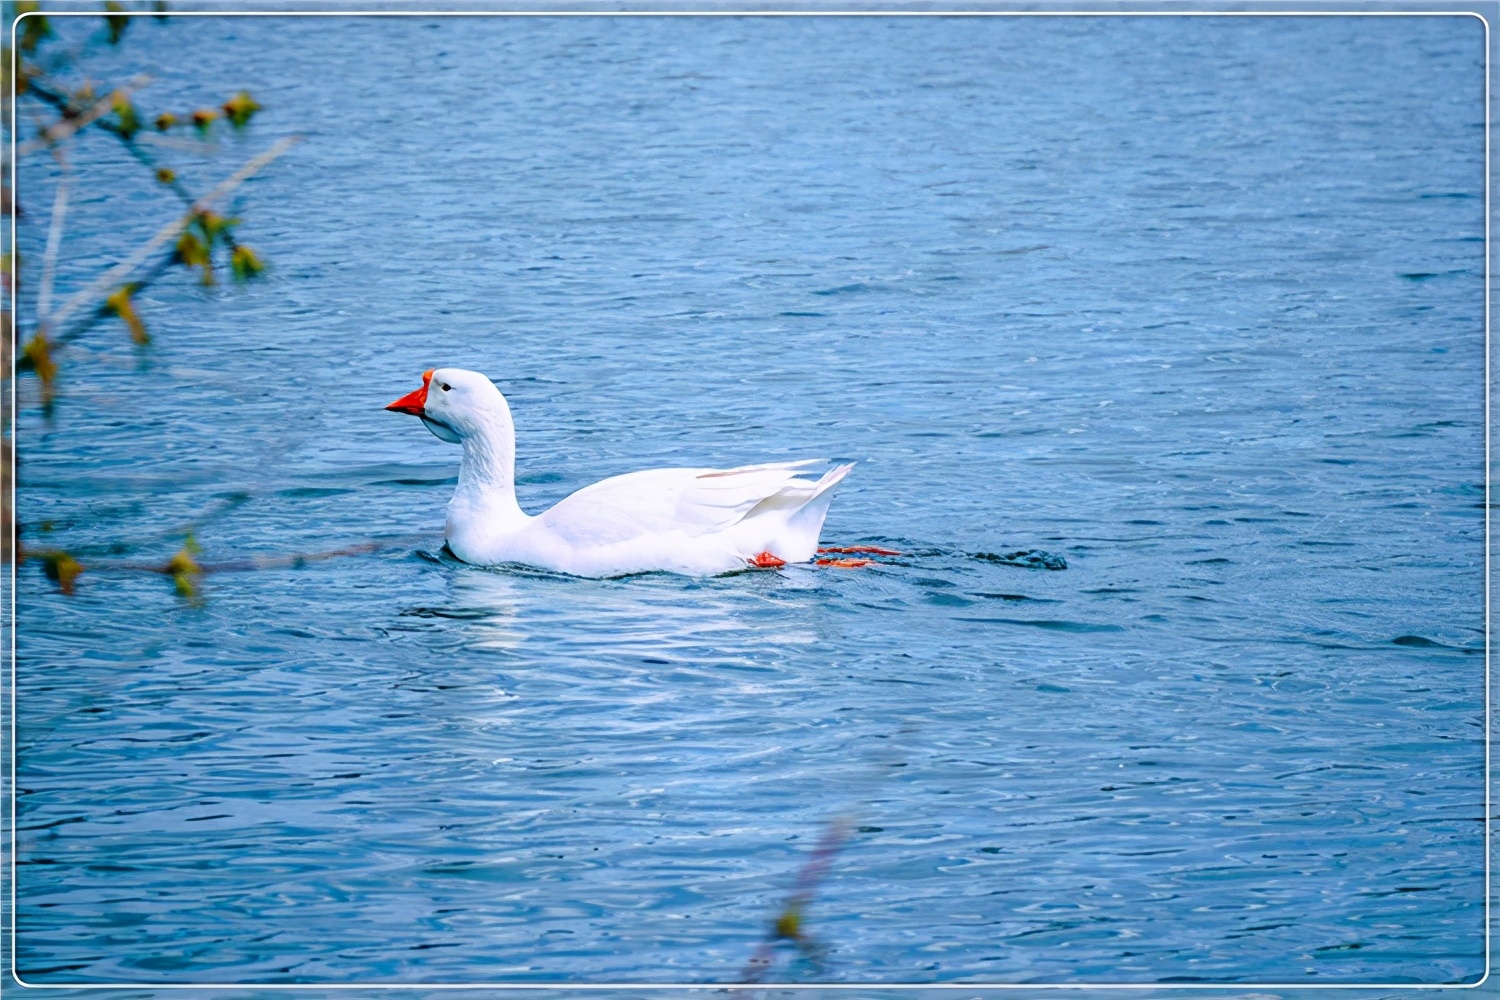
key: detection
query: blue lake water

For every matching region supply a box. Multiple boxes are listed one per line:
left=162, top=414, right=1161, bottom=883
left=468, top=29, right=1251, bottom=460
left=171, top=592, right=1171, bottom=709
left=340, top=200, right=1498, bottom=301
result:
left=10, top=12, right=1487, bottom=986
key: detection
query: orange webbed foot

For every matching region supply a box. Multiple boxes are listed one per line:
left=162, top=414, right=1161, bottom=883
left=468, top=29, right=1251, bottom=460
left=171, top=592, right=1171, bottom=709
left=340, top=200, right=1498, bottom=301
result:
left=816, top=557, right=872, bottom=569
left=748, top=551, right=787, bottom=569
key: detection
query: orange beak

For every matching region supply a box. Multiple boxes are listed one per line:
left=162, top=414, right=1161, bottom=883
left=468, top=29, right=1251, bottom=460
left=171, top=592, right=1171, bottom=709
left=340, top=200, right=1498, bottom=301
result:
left=386, top=369, right=434, bottom=416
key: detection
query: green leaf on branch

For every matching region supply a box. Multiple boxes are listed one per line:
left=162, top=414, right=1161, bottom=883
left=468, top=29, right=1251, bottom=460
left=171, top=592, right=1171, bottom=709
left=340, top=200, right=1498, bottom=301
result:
left=167, top=536, right=203, bottom=599
left=104, top=285, right=149, bottom=344
left=155, top=167, right=176, bottom=185
left=102, top=1, right=129, bottom=45
left=221, top=90, right=261, bottom=130
left=195, top=210, right=237, bottom=243
left=190, top=108, right=218, bottom=135
left=174, top=229, right=212, bottom=283
left=154, top=111, right=177, bottom=131
left=20, top=332, right=58, bottom=406
left=42, top=551, right=83, bottom=595
left=112, top=94, right=141, bottom=138
left=17, top=5, right=52, bottom=54
left=230, top=244, right=263, bottom=282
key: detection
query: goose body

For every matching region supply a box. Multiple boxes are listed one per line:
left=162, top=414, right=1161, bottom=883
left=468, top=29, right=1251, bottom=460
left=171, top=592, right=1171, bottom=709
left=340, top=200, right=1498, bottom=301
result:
left=386, top=368, right=853, bottom=577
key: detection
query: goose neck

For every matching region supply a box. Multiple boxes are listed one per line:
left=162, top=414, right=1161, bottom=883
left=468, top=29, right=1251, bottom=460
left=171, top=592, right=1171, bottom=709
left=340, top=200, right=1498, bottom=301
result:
left=453, top=414, right=523, bottom=518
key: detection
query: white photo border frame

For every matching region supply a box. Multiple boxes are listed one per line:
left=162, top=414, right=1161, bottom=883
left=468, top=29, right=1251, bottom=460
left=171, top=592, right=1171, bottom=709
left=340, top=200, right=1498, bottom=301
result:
left=6, top=5, right=1492, bottom=991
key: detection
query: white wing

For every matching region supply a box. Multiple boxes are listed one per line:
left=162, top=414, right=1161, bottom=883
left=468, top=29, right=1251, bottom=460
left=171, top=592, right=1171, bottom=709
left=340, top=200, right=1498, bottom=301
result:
left=535, top=459, right=835, bottom=548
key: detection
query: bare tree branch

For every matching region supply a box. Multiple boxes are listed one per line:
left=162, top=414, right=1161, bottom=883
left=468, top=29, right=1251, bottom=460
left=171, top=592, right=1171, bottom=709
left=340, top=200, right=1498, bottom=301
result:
left=134, top=131, right=218, bottom=155
left=36, top=150, right=72, bottom=319
left=33, top=536, right=428, bottom=578
left=44, top=134, right=301, bottom=334
left=16, top=75, right=150, bottom=157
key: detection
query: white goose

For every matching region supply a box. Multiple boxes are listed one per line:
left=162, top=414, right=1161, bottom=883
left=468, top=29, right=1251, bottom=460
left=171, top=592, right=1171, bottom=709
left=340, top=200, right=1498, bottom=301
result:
left=386, top=368, right=854, bottom=577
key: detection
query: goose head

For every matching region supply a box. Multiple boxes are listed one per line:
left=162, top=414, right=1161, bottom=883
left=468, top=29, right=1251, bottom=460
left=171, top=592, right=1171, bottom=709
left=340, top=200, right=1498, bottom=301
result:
left=385, top=367, right=508, bottom=444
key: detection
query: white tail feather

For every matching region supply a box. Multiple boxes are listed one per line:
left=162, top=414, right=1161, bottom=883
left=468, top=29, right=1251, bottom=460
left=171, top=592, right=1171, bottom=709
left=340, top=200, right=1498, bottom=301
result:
left=739, top=462, right=855, bottom=561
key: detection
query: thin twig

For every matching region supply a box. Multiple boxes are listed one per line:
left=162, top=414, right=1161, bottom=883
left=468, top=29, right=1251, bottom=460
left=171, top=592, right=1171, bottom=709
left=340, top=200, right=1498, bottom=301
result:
left=197, top=541, right=402, bottom=574
left=118, top=132, right=200, bottom=208
left=740, top=815, right=855, bottom=984
left=736, top=723, right=922, bottom=985
left=114, top=135, right=243, bottom=255
left=53, top=255, right=174, bottom=345
left=16, top=76, right=150, bottom=157
left=28, top=536, right=430, bottom=577
left=45, top=135, right=301, bottom=334
left=133, top=131, right=219, bottom=156
left=31, top=73, right=241, bottom=260
left=36, top=150, right=72, bottom=321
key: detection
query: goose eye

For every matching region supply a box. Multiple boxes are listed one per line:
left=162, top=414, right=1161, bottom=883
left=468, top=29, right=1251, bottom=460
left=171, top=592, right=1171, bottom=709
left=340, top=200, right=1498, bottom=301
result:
left=440, top=382, right=452, bottom=392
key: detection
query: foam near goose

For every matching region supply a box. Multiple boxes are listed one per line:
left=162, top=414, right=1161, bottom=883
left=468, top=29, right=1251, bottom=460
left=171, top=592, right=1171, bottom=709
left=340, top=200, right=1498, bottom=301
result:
left=386, top=368, right=854, bottom=577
